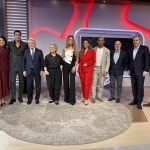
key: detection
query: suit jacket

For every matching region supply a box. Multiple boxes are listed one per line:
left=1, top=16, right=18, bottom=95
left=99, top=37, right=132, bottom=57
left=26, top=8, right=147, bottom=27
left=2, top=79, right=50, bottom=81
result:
left=109, top=50, right=126, bottom=76
left=127, top=45, right=149, bottom=76
left=93, top=46, right=110, bottom=72
left=23, top=48, right=44, bottom=76
left=8, top=41, right=28, bottom=71
left=78, top=49, right=96, bottom=73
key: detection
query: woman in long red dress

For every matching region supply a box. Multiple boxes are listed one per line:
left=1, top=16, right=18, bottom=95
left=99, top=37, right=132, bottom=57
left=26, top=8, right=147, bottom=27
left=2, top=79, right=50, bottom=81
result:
left=0, top=36, right=9, bottom=106
left=78, top=39, right=96, bottom=105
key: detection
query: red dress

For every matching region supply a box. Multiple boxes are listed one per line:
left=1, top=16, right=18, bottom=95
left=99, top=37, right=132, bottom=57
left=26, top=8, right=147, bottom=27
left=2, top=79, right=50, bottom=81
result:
left=0, top=47, right=9, bottom=99
left=78, top=49, right=96, bottom=100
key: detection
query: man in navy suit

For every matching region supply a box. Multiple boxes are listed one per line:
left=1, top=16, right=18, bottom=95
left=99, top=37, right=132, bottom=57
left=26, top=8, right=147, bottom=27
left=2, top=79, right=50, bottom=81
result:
left=127, top=35, right=149, bottom=109
left=108, top=41, right=126, bottom=103
left=23, top=38, right=44, bottom=105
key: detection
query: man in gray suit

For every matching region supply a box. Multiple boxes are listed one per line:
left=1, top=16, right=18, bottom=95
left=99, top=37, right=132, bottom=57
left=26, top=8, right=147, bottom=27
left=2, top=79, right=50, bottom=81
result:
left=92, top=37, right=110, bottom=103
left=8, top=30, right=28, bottom=104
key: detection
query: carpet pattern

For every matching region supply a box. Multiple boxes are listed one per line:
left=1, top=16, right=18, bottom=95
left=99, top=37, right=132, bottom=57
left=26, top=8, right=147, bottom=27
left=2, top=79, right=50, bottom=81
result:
left=0, top=100, right=132, bottom=145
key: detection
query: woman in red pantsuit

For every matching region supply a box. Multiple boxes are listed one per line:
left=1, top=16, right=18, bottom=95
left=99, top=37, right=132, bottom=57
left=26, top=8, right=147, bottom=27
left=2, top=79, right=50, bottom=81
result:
left=78, top=39, right=96, bottom=105
left=0, top=36, right=9, bottom=106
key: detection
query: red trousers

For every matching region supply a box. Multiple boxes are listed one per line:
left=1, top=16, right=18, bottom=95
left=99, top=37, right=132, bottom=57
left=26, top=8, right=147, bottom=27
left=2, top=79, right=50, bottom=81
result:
left=79, top=71, right=93, bottom=100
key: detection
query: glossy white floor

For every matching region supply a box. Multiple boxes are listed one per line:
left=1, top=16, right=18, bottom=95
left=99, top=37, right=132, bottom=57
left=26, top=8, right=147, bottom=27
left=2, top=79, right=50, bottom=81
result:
left=0, top=87, right=150, bottom=150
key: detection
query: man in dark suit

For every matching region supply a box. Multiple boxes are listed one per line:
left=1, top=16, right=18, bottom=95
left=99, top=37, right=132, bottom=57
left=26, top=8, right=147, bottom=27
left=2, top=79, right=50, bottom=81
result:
left=23, top=38, right=44, bottom=105
left=128, top=35, right=149, bottom=109
left=108, top=41, right=126, bottom=103
left=8, top=30, right=28, bottom=104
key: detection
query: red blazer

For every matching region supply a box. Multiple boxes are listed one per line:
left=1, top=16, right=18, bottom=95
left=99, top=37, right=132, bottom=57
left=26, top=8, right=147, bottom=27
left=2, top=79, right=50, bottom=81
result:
left=78, top=49, right=96, bottom=73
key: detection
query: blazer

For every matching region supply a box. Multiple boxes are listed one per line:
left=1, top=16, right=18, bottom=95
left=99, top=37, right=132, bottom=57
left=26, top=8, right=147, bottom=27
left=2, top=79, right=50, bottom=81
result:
left=78, top=49, right=96, bottom=73
left=127, top=45, right=149, bottom=76
left=23, top=48, right=44, bottom=76
left=93, top=46, right=110, bottom=73
left=8, top=41, right=28, bottom=71
left=109, top=50, right=126, bottom=76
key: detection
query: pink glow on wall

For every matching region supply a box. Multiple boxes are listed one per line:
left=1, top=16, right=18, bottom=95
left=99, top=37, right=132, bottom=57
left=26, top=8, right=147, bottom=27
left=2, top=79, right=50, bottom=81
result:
left=121, top=3, right=150, bottom=34
left=31, top=0, right=95, bottom=40
left=60, top=0, right=78, bottom=39
left=31, top=27, right=61, bottom=38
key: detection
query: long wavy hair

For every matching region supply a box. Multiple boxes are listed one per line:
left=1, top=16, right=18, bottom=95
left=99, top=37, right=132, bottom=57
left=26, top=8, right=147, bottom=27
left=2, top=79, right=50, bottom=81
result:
left=64, top=35, right=79, bottom=59
left=80, top=39, right=91, bottom=55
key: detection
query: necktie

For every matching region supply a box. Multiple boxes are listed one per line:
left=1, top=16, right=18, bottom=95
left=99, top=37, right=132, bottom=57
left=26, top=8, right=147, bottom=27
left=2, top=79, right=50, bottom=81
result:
left=31, top=49, right=35, bottom=60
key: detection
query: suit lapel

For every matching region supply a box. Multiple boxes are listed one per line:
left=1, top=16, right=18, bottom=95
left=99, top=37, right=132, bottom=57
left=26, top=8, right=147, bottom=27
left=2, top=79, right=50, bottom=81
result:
left=111, top=51, right=115, bottom=64
left=94, top=47, right=98, bottom=53
left=133, top=45, right=141, bottom=60
left=116, top=50, right=122, bottom=65
left=27, top=49, right=32, bottom=60
left=102, top=47, right=106, bottom=57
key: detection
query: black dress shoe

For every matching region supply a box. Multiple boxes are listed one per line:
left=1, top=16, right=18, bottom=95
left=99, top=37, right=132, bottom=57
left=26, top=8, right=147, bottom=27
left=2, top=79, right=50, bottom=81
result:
left=108, top=97, right=115, bottom=101
left=55, top=100, right=59, bottom=105
left=27, top=101, right=32, bottom=105
left=137, top=105, right=142, bottom=109
left=143, top=103, right=150, bottom=107
left=116, top=98, right=120, bottom=103
left=18, top=97, right=23, bottom=103
left=64, top=100, right=69, bottom=103
left=9, top=99, right=16, bottom=105
left=129, top=101, right=137, bottom=105
left=35, top=100, right=40, bottom=104
left=70, top=102, right=76, bottom=105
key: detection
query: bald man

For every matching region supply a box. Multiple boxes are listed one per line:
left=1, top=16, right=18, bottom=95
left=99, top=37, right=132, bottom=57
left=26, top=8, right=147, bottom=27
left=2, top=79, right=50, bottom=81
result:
left=108, top=41, right=126, bottom=103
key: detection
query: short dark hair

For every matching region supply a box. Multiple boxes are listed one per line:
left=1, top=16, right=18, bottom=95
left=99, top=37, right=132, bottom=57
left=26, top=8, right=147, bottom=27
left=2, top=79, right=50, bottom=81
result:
left=97, top=36, right=105, bottom=41
left=0, top=36, right=7, bottom=48
left=14, top=30, right=22, bottom=35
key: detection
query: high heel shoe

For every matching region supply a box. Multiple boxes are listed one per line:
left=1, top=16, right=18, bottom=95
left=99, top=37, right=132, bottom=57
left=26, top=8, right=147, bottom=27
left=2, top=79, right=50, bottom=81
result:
left=84, top=100, right=88, bottom=105
left=1, top=103, right=6, bottom=106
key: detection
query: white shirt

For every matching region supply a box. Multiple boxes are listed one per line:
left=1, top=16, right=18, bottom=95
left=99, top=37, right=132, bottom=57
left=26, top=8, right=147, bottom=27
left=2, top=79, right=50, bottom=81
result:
left=113, top=50, right=120, bottom=64
left=64, top=50, right=74, bottom=64
left=133, top=45, right=140, bottom=60
left=95, top=47, right=104, bottom=66
left=30, top=48, right=35, bottom=55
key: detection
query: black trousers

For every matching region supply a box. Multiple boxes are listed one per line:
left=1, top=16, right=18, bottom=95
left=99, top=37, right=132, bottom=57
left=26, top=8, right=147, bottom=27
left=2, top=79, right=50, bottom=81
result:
left=46, top=68, right=62, bottom=101
left=63, top=67, right=76, bottom=105
left=131, top=74, right=145, bottom=105
left=23, top=76, right=27, bottom=94
left=9, top=67, right=24, bottom=99
left=27, top=70, right=41, bottom=102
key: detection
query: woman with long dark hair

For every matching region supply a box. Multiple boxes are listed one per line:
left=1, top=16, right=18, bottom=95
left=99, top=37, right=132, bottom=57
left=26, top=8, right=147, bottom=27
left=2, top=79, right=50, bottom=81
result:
left=0, top=36, right=9, bottom=106
left=62, top=35, right=79, bottom=105
left=78, top=39, right=96, bottom=105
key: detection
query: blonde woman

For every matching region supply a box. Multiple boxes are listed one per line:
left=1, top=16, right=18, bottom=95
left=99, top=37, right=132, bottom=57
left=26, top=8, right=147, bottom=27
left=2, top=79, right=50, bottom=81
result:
left=62, top=35, right=79, bottom=105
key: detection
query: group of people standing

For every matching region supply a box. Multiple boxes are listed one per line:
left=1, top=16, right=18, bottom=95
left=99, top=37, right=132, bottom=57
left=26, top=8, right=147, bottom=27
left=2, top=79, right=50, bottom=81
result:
left=0, top=30, right=150, bottom=110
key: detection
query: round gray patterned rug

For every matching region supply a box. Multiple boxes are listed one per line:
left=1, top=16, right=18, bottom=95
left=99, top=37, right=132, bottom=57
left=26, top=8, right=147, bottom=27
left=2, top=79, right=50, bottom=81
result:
left=0, top=101, right=132, bottom=145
